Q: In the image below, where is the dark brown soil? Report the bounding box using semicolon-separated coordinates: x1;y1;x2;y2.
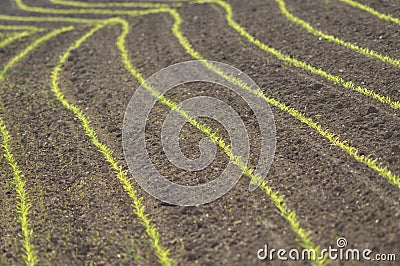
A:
1;0;399;265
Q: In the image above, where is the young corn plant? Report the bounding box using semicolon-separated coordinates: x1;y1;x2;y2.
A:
49;21;175;266
340;0;400;25
275;0;400;68
0;118;37;266
192;0;400;110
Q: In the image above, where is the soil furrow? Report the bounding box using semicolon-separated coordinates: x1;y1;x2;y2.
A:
0;27;154;265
